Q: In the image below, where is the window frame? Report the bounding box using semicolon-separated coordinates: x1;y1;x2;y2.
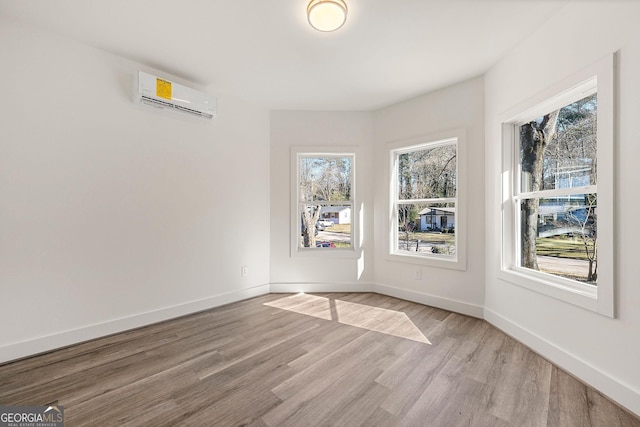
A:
499;54;615;317
290;147;359;258
387;129;467;270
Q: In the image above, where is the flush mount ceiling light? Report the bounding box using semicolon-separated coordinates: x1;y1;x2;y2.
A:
307;0;348;32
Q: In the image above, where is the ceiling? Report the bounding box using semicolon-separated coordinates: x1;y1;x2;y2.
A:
0;0;569;111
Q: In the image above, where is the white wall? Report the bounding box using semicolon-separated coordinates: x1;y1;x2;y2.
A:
373;77;486;317
269;111;374;289
0;17;271;363
484;2;640;415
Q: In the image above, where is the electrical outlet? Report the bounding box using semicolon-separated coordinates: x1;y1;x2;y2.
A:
415;269;422;280
241;266;248;277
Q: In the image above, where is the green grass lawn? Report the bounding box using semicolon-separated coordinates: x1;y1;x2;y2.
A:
536;236;592;260
334;242;351;248
332;226;591;261
397;231;455;244
328;224;351;234
411;231;455;243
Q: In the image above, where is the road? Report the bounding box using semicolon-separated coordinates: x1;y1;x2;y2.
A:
537;255;589;277
317;230;351;243
316;231;591;280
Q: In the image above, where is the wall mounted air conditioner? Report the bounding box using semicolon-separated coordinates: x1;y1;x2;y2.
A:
135;71;216;120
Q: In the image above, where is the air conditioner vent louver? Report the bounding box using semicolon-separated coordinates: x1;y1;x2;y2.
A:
135;71;216;121
140;95;214;119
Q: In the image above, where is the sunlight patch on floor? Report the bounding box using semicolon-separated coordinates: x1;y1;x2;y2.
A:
334;299;431;344
264;294;430;344
264;293;333;320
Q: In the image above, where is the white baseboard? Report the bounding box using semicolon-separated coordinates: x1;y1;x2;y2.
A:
269;282;375;293
269;282;484;319
374;282;485;319
484;308;640;418
0;284;270;365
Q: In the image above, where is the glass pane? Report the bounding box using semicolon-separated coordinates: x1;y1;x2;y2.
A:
520;93;597;193
300;204;352;249
395;202;456;256
398;144;457;200
299;156;352;202
519;194;597;285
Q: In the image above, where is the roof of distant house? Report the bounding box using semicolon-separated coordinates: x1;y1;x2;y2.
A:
320;206;351;214
419;207;456;215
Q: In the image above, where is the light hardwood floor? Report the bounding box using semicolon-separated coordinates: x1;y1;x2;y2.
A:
1;292;638;426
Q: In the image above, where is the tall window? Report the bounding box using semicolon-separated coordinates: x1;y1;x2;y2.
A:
517;93;597;284
390;132;466;270
500;55;614;316
296;153;354;250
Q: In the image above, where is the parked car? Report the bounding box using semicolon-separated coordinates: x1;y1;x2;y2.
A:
301;220;327;235
317;219;334;227
316;241;336;248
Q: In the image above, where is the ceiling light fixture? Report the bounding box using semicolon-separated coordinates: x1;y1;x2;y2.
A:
307;0;347;32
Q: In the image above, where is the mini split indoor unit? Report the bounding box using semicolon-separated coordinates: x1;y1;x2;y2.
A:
135;71;216;120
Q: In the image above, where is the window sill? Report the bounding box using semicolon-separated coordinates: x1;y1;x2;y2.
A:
293;247;361;259
497;267;614;317
386;252;466;271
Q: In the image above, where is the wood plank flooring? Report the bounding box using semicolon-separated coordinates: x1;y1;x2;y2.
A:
1;292;638;426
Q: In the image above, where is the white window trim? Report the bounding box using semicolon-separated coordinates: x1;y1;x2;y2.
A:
499;54;615;318
386;129;467;271
290;146;360;259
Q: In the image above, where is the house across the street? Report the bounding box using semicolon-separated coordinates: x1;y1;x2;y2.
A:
419;207;455;231
320;206;351;225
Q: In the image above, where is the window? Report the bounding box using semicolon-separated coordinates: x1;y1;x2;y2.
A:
293;150;355;253
500;54;614;317
389;130;466;270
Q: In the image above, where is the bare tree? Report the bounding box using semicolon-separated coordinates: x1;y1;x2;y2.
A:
399;153;413;199
568;195;597;282
520;111;560;269
299;158;321;247
405;145;457;199
398;205;417;250
301;206;321;248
